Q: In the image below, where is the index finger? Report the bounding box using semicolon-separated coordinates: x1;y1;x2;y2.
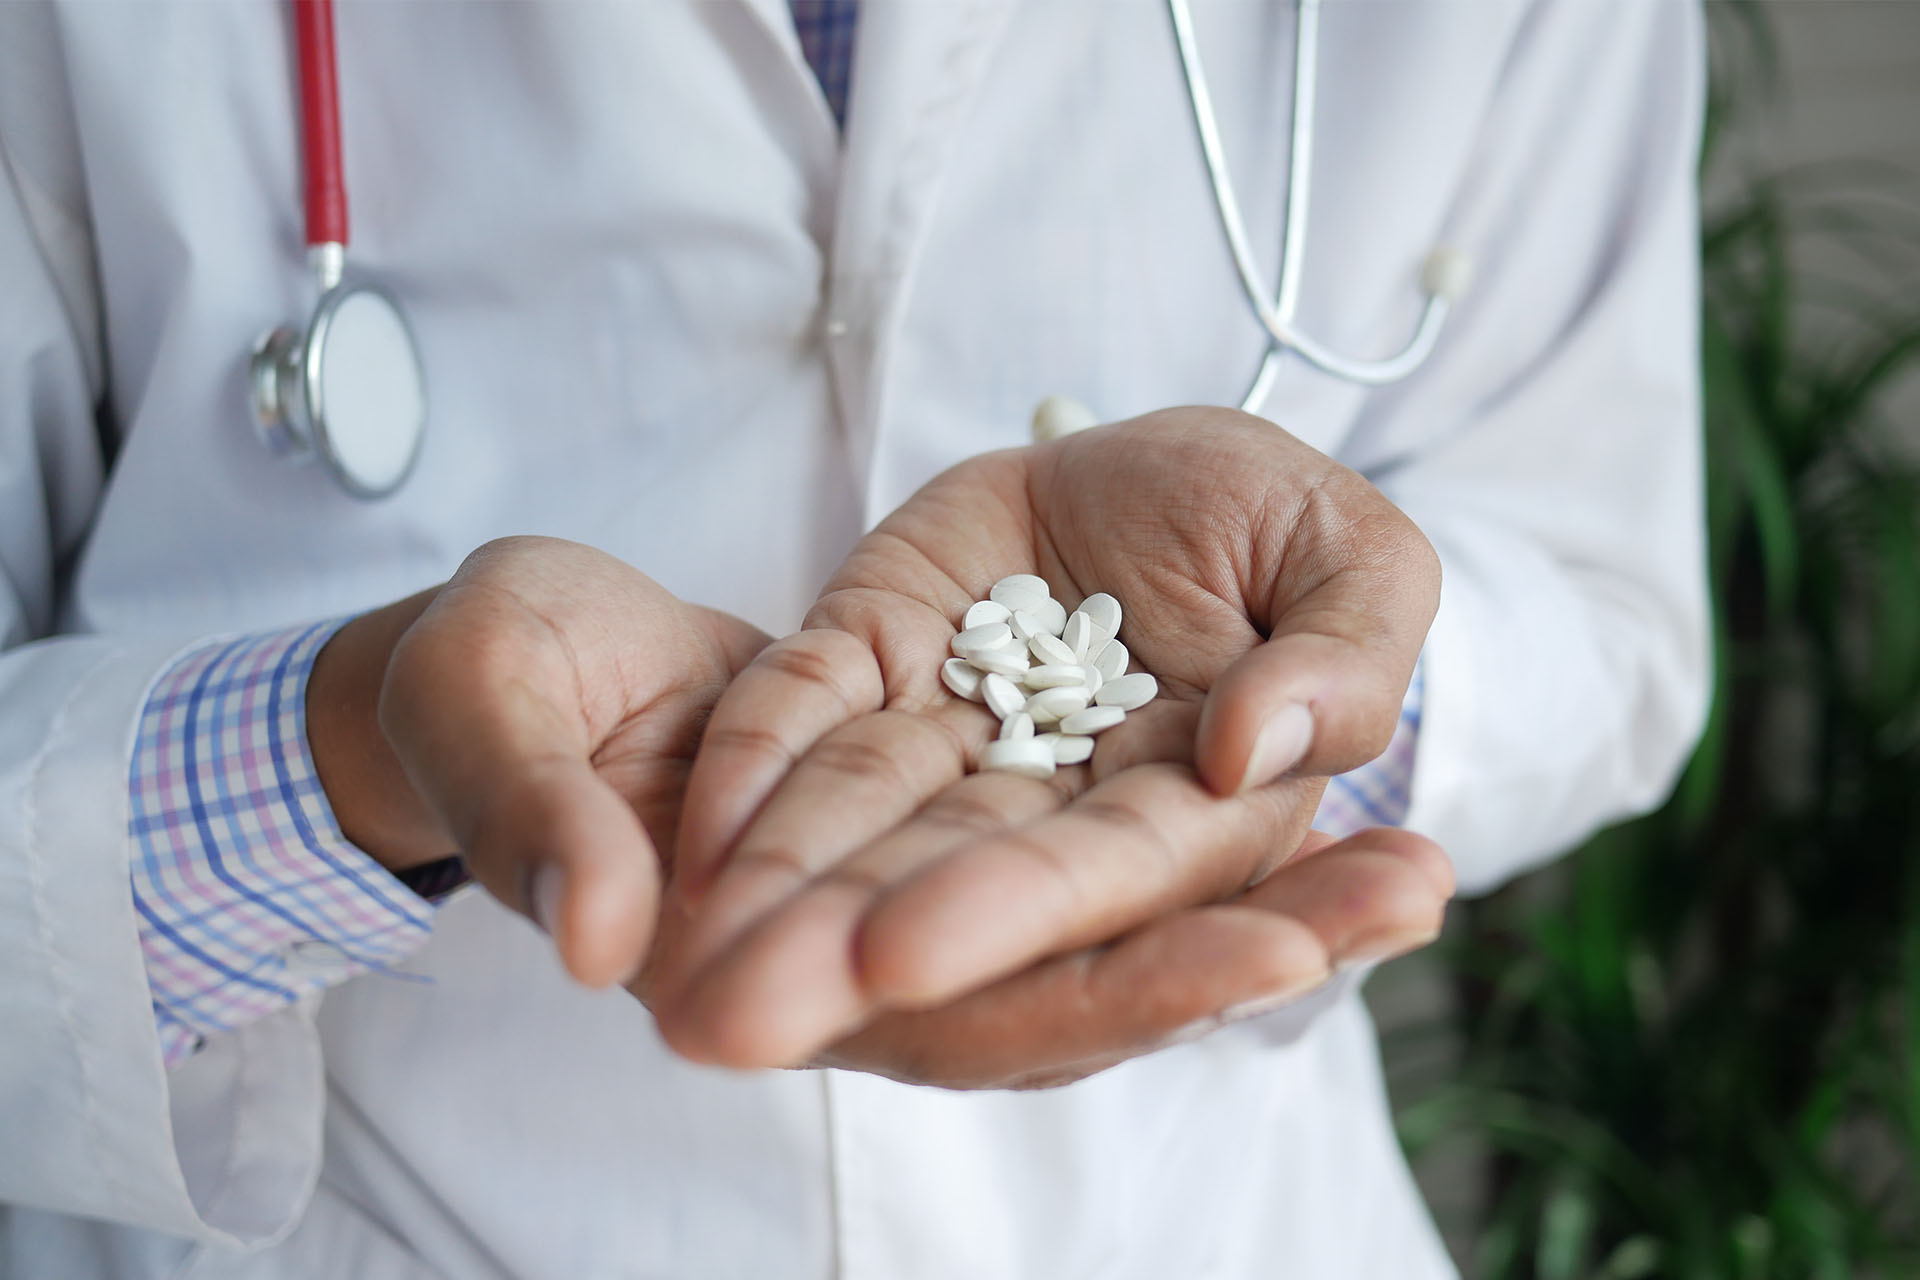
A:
673;627;884;901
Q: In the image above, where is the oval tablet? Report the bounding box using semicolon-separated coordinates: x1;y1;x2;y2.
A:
982;673;1027;720
952;622;1013;658
980;738;1056;780
1095;672;1158;711
964;599;1011;629
941;658;986;702
968;645;1031;679
1049;734;1095;765
1063;611;1095;662
1009;609;1048;643
989;575;1051;612
1059;705;1125;735
999;711;1036;741
1031;597;1069;637
1079;664;1104;696
1024;664;1088;690
1026;686;1091;722
1078;592;1122;637
1029;632;1076;667
1091;638;1129;682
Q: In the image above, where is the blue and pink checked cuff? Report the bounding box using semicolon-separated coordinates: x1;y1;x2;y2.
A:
1316;660;1423;839
129;622;435;1067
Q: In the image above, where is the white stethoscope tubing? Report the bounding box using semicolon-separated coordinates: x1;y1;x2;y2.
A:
1167;0;1465;408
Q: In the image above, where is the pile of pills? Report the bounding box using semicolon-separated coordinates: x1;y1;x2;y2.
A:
941;574;1159;779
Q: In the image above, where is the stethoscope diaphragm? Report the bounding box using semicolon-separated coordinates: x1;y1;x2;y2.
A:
250;283;426;499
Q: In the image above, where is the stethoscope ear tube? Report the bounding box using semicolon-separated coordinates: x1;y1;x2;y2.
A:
1165;0;1469;408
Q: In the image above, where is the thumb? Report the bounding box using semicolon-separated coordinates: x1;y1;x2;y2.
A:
380;604;660;988
1194;562;1436;798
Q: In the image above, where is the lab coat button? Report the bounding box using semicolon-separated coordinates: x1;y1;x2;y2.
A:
825;317;850;339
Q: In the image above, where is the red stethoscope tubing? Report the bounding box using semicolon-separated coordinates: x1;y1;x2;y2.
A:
294;0;349;250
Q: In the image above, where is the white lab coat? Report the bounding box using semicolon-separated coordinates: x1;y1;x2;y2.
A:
0;1;1707;1276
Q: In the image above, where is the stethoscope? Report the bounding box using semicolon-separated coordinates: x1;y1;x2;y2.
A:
249;0;426;499
1038;0;1472;441
247;0;1468;493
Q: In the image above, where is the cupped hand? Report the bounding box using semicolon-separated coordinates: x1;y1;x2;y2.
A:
647;408;1445;1073
308;536;768;988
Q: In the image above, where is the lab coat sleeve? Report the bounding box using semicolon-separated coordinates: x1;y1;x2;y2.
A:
1349;0;1711;894
0;60;336;1246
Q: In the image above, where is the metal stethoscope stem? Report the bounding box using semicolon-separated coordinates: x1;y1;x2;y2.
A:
1166;0;1470;411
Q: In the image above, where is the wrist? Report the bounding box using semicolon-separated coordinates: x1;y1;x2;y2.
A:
307;588;450;871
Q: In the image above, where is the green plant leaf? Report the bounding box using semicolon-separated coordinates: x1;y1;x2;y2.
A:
1535;1179;1597;1280
1733;404;1801;622
1597;1235;1663;1280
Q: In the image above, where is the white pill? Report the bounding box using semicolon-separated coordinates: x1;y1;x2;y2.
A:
980;738;1057;779
999;711;1036;741
941;658;986;702
989;575;1051;612
1029;632;1077;667
1059;705;1126;735
952;622;1013;659
1048;733;1096;765
1009;609;1048;643
964;599;1011;629
1027;685;1091;722
968;644;1031;679
1091;638;1129;682
1079;664;1104;696
1030;394;1099;442
1078;592;1122;637
1032;597;1069;636
1063;611;1095;662
982;673;1027;720
1095;672;1158;711
1025;664;1089;690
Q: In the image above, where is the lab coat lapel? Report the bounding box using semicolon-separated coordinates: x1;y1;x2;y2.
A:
732;0;804;59
726;0;844;144
828;0;1020;514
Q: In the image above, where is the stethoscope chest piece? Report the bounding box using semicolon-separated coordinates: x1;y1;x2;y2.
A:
250;283;427;499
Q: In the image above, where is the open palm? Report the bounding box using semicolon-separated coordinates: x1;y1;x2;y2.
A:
649;408;1445;1081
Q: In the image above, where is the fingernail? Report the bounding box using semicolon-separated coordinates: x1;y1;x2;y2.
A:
1241;702;1314;791
531;862;565;938
1216;993;1297;1025
1334;925;1441;972
1148;1016;1224;1052
1217;969;1333;1024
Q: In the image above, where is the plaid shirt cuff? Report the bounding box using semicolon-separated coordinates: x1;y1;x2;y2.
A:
1314;658;1424;838
129;622;437;1067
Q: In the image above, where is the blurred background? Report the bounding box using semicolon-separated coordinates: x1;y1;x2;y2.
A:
1366;2;1920;1275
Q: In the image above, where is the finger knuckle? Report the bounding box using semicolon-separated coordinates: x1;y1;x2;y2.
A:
700;722;800;769
920;789;1017;839
722;846;815;892
758;635;874;711
806;733;908;784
